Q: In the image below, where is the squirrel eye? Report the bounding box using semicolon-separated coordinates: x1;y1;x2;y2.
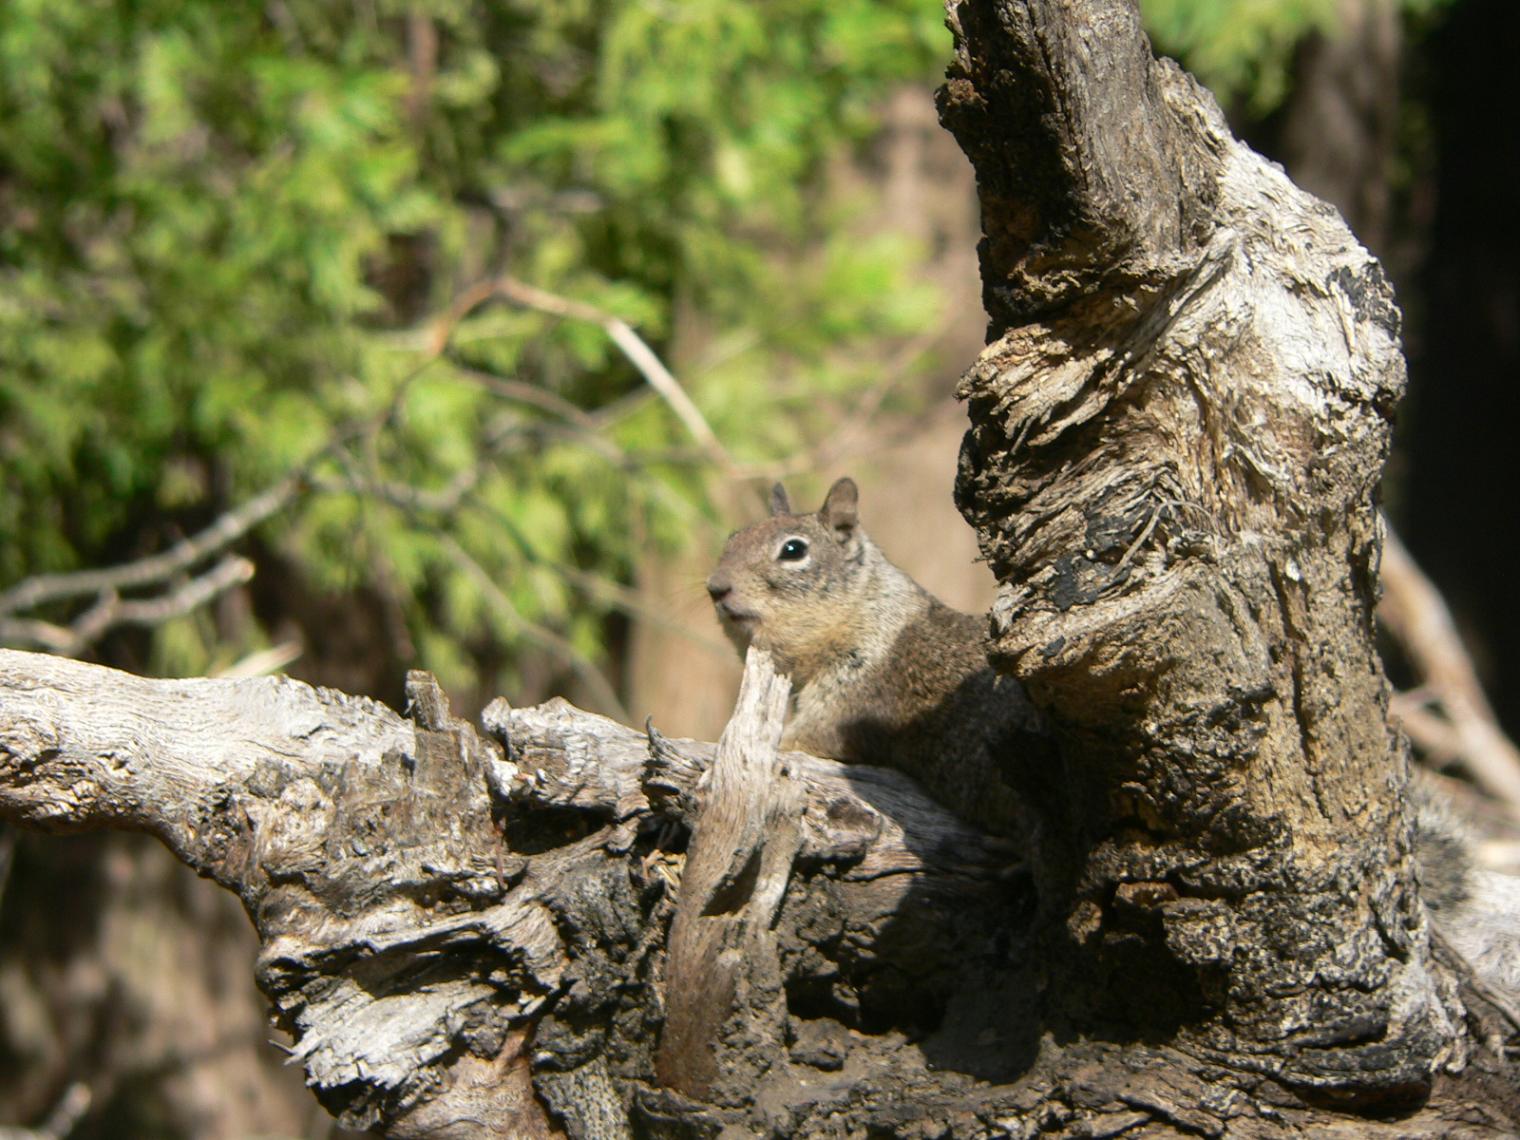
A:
778;538;809;562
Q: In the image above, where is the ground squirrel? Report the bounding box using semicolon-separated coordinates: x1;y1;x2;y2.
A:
705;476;1044;834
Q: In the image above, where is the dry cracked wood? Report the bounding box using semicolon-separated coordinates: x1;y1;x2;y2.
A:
653;648;800;1100
0;648;1027;1137
939;0;1518;1118
0;649;552;1137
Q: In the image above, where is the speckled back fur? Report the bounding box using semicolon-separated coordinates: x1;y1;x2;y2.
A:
1410;775;1520;1000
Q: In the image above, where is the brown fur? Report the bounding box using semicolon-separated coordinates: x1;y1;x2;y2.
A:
707;477;1045;834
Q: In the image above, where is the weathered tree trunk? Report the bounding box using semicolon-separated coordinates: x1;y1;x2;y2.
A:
939;0;1518;1121
3;1;1519;1137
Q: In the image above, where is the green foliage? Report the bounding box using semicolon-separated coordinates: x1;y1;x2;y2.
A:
0;0;950;693
1141;0;1455;115
1143;0;1337;113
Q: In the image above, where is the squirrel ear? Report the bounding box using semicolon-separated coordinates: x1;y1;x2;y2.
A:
820;477;859;540
768;483;792;516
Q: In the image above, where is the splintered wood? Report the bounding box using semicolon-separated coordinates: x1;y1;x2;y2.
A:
655;647;801;1100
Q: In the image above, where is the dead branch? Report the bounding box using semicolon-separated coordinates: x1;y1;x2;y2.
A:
0;647;1023;1137
1380;521;1520;813
490;277;737;473
424;275;736;474
0;557;254;657
655;648;798;1099
437;534;629;722
0;1083;91;1140
0;274;679;663
0;481;294;619
4;640;1514;1136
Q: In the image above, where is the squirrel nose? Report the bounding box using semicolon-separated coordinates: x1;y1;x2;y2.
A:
706;575;731;603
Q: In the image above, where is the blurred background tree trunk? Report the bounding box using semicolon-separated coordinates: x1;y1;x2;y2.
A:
0;831;348;1138
1400;0;1520;741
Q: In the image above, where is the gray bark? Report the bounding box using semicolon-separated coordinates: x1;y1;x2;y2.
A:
0;648;1030;1136
1;622;1514;1137
4;0;1519;1136
940;0;1518;1121
654;649;800;1101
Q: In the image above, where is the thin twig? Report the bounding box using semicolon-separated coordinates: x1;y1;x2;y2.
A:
0;617;75;654
214;641;304;680
478;276;738;473
0;479;297;617
452;366;605;431
317;448;491;517
751;326;940;480
38;1084;91;1140
553;564;731;657
0;558;255;657
1389;691;1464;767
602;318;733;467
312;412;636;517
437;534;630;723
0;1082;91;1140
1379;519;1520;814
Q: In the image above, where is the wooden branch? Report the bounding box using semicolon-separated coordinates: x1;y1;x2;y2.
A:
484;701;1017;886
0;649;547;1138
1379;522;1520;812
656;648;799;1099
7;1;1520;1130
0;481;297;618
491;277;736;473
0;648;1027;1137
0;556;255;656
4;640;1516;1135
0;1082;91;1140
428;275;737;474
937;0;1215;320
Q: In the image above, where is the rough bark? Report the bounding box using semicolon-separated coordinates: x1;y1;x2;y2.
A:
940;0;1516;1119
0;648;1035;1136
0;644;1515;1140
654;648;800;1100
0;652;551;1138
4;1;1520;1136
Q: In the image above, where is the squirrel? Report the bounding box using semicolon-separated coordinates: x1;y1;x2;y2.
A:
705;476;1045;834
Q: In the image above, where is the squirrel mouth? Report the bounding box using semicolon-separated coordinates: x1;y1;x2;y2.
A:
714;602;758;629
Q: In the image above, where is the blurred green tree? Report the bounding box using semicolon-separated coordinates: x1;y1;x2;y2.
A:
0;0;948;702
0;0;1455;705
1143;0;1450;115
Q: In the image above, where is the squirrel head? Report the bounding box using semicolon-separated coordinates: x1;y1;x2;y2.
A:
707;477;871;677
